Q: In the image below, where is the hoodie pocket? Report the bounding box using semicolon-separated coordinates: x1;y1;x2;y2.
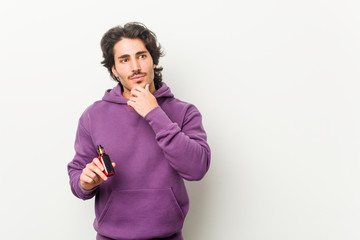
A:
97;188;185;239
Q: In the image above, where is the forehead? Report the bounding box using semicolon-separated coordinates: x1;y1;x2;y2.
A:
113;38;148;57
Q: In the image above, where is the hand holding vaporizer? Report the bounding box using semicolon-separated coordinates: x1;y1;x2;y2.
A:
79;145;115;191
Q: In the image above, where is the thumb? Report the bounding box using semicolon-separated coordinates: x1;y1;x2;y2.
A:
145;83;150;91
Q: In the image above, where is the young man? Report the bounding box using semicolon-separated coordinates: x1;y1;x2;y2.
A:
67;22;211;240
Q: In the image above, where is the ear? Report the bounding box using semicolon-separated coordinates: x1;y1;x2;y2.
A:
112;66;118;77
153;64;156;69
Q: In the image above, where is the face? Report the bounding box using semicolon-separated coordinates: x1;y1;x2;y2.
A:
111;38;156;99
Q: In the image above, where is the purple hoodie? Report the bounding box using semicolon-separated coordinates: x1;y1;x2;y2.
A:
67;83;211;240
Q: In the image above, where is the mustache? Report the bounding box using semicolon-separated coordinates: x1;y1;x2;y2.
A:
128;71;146;79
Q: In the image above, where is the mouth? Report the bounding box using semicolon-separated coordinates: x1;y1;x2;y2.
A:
130;74;145;82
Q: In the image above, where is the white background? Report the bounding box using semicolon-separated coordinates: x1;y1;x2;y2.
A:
0;0;359;239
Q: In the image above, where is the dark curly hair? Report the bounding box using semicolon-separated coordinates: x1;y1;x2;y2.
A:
100;22;164;90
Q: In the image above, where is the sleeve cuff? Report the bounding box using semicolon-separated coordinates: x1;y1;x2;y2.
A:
78;179;98;197
144;106;177;134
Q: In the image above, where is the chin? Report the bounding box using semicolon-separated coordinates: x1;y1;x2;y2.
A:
138;81;148;87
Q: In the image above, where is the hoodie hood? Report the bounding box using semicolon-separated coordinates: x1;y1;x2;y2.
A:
102;82;174;104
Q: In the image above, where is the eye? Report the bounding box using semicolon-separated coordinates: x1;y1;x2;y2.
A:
120;58;128;63
139;54;146;59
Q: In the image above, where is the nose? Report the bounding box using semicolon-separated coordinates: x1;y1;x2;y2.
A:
130;58;141;72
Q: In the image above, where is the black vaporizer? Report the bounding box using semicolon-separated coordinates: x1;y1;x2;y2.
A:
97;145;115;176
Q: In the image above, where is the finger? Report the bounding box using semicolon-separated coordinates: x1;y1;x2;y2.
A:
88;163;108;181
92;175;104;185
145;84;149;91
84;168;97;179
130;86;142;95
129;97;137;102
91;175;98;185
92;158;104;172
80;173;94;184
132;86;146;93
112;162;116;167
130;90;139;97
127;100;135;107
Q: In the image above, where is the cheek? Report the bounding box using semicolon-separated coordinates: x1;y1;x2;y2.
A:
115;67;129;79
147;62;155;74
148;66;155;80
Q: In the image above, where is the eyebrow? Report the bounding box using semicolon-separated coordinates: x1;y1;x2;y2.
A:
118;51;148;59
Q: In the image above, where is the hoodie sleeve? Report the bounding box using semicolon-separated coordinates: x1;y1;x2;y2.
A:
144;105;211;181
67;114;99;200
